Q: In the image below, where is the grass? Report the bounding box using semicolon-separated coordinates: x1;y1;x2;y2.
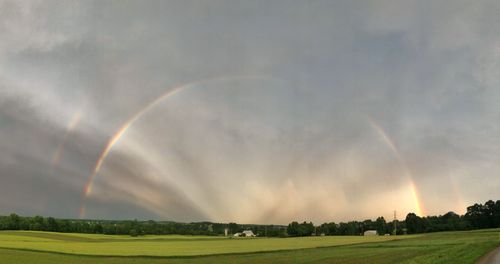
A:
0;231;226;242
0;230;403;256
0;229;498;263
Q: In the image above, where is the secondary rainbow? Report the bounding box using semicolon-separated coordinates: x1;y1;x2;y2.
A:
51;111;83;168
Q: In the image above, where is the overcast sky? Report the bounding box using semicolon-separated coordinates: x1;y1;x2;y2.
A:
1;0;499;224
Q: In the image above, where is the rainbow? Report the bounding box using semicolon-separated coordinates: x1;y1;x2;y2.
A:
51;111;83;168
367;117;425;216
79;75;271;218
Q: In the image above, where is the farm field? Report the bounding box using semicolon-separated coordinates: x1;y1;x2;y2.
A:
0;229;498;264
0;230;403;256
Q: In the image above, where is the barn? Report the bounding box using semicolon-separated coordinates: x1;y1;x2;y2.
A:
233;230;256;237
364;230;378;236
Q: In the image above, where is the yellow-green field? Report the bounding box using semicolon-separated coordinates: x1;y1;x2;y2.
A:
0;231;402;256
0;229;498;263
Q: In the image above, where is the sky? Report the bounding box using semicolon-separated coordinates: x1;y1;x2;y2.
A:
0;0;499;224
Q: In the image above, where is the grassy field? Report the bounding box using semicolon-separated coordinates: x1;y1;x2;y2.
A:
0;231;403;256
0;229;498;263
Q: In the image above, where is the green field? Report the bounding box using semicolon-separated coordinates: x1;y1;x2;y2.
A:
0;229;498;263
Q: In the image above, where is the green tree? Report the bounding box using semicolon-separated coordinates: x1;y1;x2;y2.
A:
465;203;484;229
47;217;58;232
297;222;314;236
375;217;387;235
8;213;20;230
405;213;424;234
93;223;103;234
324;222;338;235
129;229;139;237
287;221;299;236
494;201;500;228
227;222;239;234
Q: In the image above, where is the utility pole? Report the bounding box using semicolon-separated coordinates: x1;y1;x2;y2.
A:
393;210;397;236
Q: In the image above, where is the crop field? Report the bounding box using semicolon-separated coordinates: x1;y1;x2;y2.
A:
0;229;498;264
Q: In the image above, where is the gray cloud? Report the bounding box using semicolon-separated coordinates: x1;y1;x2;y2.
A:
0;0;499;223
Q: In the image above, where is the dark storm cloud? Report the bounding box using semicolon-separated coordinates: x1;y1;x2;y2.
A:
0;96;87;217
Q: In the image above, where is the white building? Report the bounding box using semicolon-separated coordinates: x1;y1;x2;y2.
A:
364;230;378;236
242;230;256;237
233;230;256;237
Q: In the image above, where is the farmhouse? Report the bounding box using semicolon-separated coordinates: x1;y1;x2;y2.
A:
243;230;256;237
233;230;256;237
363;230;378;236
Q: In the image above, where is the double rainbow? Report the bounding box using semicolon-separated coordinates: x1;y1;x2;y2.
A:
79;76;270;218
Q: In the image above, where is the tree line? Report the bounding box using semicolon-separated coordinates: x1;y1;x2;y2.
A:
1;200;498;237
0;215;286;237
286;199;500;236
404;200;500;234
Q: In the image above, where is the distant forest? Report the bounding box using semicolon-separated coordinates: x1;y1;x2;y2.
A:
0;200;498;237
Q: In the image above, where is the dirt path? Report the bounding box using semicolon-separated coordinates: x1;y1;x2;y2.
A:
476;247;500;264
